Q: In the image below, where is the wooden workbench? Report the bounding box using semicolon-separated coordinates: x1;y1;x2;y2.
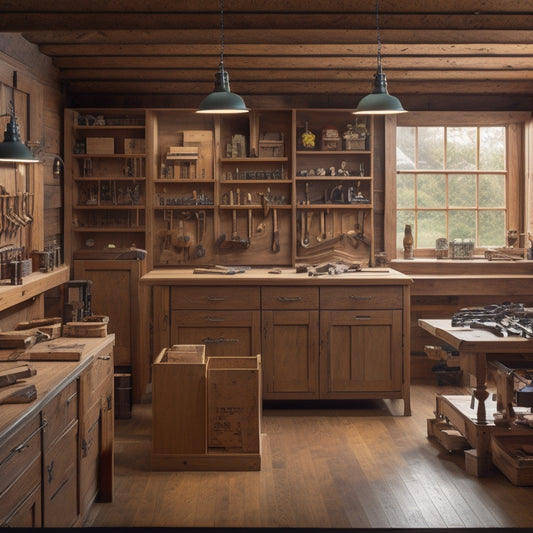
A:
419;318;533;476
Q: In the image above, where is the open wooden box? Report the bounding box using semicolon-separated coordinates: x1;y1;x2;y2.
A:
151;345;261;471
492;434;533;485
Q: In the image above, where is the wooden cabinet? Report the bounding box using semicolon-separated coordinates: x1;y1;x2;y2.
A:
41;379;79;527
0;335;115;527
0;415;43;527
65;108;375;271
169;286;261;357
141;270;411;414
64;109;147;261
262;287;319;399
320;286;407;410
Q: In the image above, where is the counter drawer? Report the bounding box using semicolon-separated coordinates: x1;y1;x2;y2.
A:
0;415;42;498
42;379;78;450
320;286;403;310
171;286;260;310
262;286;318;309
82;346;113;408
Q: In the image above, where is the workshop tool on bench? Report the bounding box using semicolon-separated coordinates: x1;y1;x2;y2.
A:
0;383;37;404
0;364;36;388
193;264;248;275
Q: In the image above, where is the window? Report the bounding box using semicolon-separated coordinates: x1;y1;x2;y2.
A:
392;113;526;257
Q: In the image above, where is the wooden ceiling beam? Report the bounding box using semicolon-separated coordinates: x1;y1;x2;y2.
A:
22;29;533;46
4;13;533;32
64;79;533;95
50;55;533;70
37;42;533;57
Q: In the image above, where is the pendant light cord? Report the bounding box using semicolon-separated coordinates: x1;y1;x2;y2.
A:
219;0;225;69
376;0;382;73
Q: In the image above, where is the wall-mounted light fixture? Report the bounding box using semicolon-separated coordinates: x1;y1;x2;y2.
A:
354;0;406;115
197;0;249;114
0;72;39;163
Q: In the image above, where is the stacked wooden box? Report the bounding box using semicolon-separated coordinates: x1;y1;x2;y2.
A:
151;345;261;471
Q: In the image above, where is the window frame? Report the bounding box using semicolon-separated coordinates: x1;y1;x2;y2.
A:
384;112;529;259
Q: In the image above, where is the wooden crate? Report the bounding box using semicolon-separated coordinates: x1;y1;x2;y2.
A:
151;347;262;471
492;434;533;485
207;356;261;453
151;347;206;456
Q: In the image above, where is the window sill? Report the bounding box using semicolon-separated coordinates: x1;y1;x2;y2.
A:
391;257;533;276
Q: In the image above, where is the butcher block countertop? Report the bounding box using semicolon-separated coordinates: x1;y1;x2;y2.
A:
140;267;413;286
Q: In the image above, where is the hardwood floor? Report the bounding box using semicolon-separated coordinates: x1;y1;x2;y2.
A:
90;381;533;529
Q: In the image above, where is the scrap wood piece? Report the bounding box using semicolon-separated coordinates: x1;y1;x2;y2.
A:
63;321;107;337
14;317;62;330
0;383;37;404
0;364;36;388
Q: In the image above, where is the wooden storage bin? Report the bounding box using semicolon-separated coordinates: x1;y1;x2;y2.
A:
492;434;533;485
207;356;261;453
151;346;261;471
152;347;207;456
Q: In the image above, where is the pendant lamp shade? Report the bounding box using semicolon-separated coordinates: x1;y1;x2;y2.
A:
0;114;39;163
197;0;248;114
354;0;406;115
197;64;248;114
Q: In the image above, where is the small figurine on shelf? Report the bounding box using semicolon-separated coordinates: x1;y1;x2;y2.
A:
338;160;350;176
403;224;414;259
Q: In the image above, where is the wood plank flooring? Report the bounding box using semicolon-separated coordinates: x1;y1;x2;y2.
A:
90;381;533;529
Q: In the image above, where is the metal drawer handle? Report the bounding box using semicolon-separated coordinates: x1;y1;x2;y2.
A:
207;296;226;301
98;354;111;360
202;337;239;344
204;316;225;322
66;391;77;405
277;296;302;302
353;315;371;320
0;420;47;468
350;295;372;301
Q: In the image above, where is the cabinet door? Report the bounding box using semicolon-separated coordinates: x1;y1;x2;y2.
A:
262;310;319;399
74;259;145;367
320;310;403;398
171;310;260;357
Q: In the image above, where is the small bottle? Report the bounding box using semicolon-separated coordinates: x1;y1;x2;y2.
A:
403;224;414;259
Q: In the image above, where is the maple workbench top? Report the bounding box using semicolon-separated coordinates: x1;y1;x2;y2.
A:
140;267;413;286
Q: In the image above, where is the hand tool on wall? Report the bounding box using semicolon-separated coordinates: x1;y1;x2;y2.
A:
300;210;309;247
317;210;326;242
247;208;253;246
194;210;206;257
272;208;280;253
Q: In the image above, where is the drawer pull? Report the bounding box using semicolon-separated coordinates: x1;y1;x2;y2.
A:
207;296;226;302
204;316;225;322
202;337;239;344
66;391;77;405
277;296;302;302
350;295;372;301
98;354;111;360
0;420;47;467
353;315;371;320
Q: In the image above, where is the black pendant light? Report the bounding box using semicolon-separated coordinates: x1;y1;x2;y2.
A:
197;0;248;114
354;0;406;115
0;72;39;163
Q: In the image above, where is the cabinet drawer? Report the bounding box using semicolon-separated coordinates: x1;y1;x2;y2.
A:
43;421;78;528
320;286;403;309
0;415;42;497
82;346;113;407
171;286;260;309
1;482;41;527
79;401;101;518
262;286;318;309
42;379;78;450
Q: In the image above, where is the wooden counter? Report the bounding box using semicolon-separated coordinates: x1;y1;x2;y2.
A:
0;334;115;527
140;267;412;414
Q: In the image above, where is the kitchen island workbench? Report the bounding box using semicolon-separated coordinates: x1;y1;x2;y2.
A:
139;267;412;414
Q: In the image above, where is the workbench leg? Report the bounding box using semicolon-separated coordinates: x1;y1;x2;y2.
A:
464;448;492;477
